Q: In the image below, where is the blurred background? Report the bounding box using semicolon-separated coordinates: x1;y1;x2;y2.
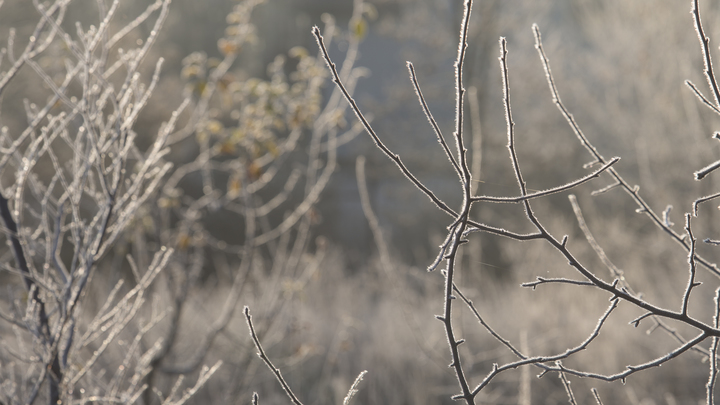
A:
4;0;720;403
3;0;720;266
134;0;720;269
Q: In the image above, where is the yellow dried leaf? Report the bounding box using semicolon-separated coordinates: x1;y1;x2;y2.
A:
194;81;207;97
218;38;239;55
177;233;191;250
207;120;223;134
232;128;245;141
248;161;262;180
219;141;236;155
351;18;367;40
228;176;242;197
264;140;278;157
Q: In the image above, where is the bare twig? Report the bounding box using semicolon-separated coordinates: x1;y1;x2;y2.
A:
533;23;720;278
244;307;304;405
407;62;461;177
682;214;699;316
686;80;720;116
312;26;457;220
694;158;720;181
558;366;578;405
709;288;720;405
692;0;720;110
343;370;368;405
471;158;619;203
469;299;618;396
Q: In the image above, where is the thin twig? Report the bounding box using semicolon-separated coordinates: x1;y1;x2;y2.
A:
312;26;457;219
471;157;619;203
694;158;720;181
469;299;619;396
521;277;595;289
540;332;708;382
533;23;720;279
686;80;720;115
558;365;578;405
343;370;367;405
692;0;720;110
682;214;699;316
694;191;720;216
452;0;474;189
709;288;720;405
244;307;304;405
407;62;461;177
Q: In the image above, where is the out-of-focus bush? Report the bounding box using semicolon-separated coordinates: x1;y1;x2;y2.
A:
0;0;367;403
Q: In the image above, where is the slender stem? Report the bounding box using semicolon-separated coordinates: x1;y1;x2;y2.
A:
533;23;720;278
471;157;619;203
682;214;698;316
313;27;457;219
407;62;462;177
244;307;304;405
708;288;720;405
692;0;720;109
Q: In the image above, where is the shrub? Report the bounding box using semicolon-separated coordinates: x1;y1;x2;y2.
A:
0;0;362;403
